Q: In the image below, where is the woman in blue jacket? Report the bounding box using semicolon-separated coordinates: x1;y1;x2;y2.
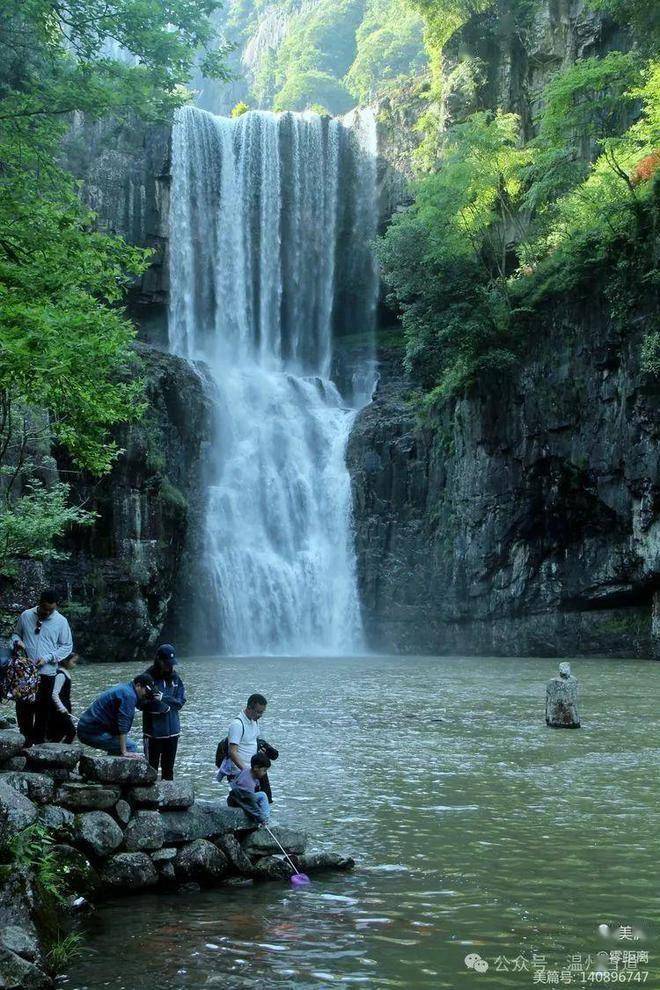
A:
142;644;186;780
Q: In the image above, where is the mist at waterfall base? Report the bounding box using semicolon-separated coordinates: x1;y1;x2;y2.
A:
168;106;378;657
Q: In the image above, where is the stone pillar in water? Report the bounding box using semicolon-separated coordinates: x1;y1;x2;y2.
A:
545;662;580;728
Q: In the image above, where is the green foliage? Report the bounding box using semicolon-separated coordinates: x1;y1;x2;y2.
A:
231;102;251;117
585;0;660;53
0;0;226;574
0;482;93;576
48;932;85;969
5;824;67;901
345;0;426;102
274;71;354;114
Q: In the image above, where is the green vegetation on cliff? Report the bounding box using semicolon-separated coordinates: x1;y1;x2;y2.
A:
378;0;660;401
0;1;227;574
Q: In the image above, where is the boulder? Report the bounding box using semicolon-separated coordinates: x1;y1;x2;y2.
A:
250;855;294;881
297;852;355;873
0;729;26;763
79;754;157;786
0;781;38;834
150;847;177;863
215;834;256;877
0;772;54;805
160;801;251;845
1;925;39;962
34;767;70;783
101;852;158;891
25;743;82;770
74;811;124;858
157;861;176;884
3;757;27;772
37;804;75;841
159;780;194;810
114;799;132;825
241;827;306;858
175;839;229;884
124;810;164;852
51;844;100;898
56;781;121;811
126;784;161;808
0;947;50;990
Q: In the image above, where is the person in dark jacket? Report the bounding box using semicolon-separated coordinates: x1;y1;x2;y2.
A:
142;644;186;780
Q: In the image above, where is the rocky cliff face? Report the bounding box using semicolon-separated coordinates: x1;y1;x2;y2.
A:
348;292;660;658
0;345;215;661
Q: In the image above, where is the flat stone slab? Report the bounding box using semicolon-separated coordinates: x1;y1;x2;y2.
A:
0;771;55;805
159;780;194;809
79;754;157;786
0;730;26;762
150;847;177;863
56;781;121;811
25;743;82;770
74;810;124;858
127;784;161;807
160;801;252;845
242;826;307;858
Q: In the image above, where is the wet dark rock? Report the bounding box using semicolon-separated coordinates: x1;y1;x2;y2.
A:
0;781;38;834
297;852;355;873
101;852;158;891
3;756;27;772
37;805;75;841
74;811;123;858
250;855;293;881
114;799;132;825
174;839;229;884
546;662;581;728
50;844;100;898
79;754;157;786
55;782;121;811
124;810;164;852
241;827;306;858
0;730;26;763
25;744;82;771
150;847;177;863
215;834;255;877
1;773;55;805
0;947;51;989
0;925;39;962
160;801;251;845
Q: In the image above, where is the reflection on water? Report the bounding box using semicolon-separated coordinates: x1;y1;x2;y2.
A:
63;655;660;988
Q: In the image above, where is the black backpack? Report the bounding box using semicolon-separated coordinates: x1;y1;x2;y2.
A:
215;720;245;768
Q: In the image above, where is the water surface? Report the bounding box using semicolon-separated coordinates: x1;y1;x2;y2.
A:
63;654;660;988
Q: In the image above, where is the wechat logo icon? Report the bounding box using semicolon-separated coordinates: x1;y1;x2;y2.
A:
465;953;489;974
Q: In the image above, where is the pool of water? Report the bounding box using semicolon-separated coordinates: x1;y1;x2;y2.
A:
62;654;660;989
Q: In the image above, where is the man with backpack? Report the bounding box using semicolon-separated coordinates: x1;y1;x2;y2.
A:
11;590;73;744
215;693;278;802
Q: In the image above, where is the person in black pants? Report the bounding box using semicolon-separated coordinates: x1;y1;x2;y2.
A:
142;644;186;780
48;653;78;743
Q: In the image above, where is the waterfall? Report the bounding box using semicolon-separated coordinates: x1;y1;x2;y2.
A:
168;106;378;656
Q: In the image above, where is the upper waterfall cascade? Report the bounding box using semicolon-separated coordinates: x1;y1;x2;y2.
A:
168;106;378;655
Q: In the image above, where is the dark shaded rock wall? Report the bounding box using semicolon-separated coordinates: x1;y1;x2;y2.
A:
348;296;660;658
0;346;216;661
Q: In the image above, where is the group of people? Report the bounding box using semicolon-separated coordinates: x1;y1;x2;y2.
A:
0;590;275;822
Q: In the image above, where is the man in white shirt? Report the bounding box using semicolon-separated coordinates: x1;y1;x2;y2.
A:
219;693;267;781
12;589;73;744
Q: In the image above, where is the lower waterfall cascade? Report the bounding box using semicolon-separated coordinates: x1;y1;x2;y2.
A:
167;105;378;655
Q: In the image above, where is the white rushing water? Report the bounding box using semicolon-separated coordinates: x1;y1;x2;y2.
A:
168;106;378;655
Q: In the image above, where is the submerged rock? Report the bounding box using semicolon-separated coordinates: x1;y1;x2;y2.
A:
546;662;581;728
101;852;158;891
1;772;54;805
124;810;164;852
74;811;124;858
79;754;157;786
297;852;355;873
175;839;229;884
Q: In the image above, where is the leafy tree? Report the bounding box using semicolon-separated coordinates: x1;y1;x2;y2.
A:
345;0;426;102
0;0;227;575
